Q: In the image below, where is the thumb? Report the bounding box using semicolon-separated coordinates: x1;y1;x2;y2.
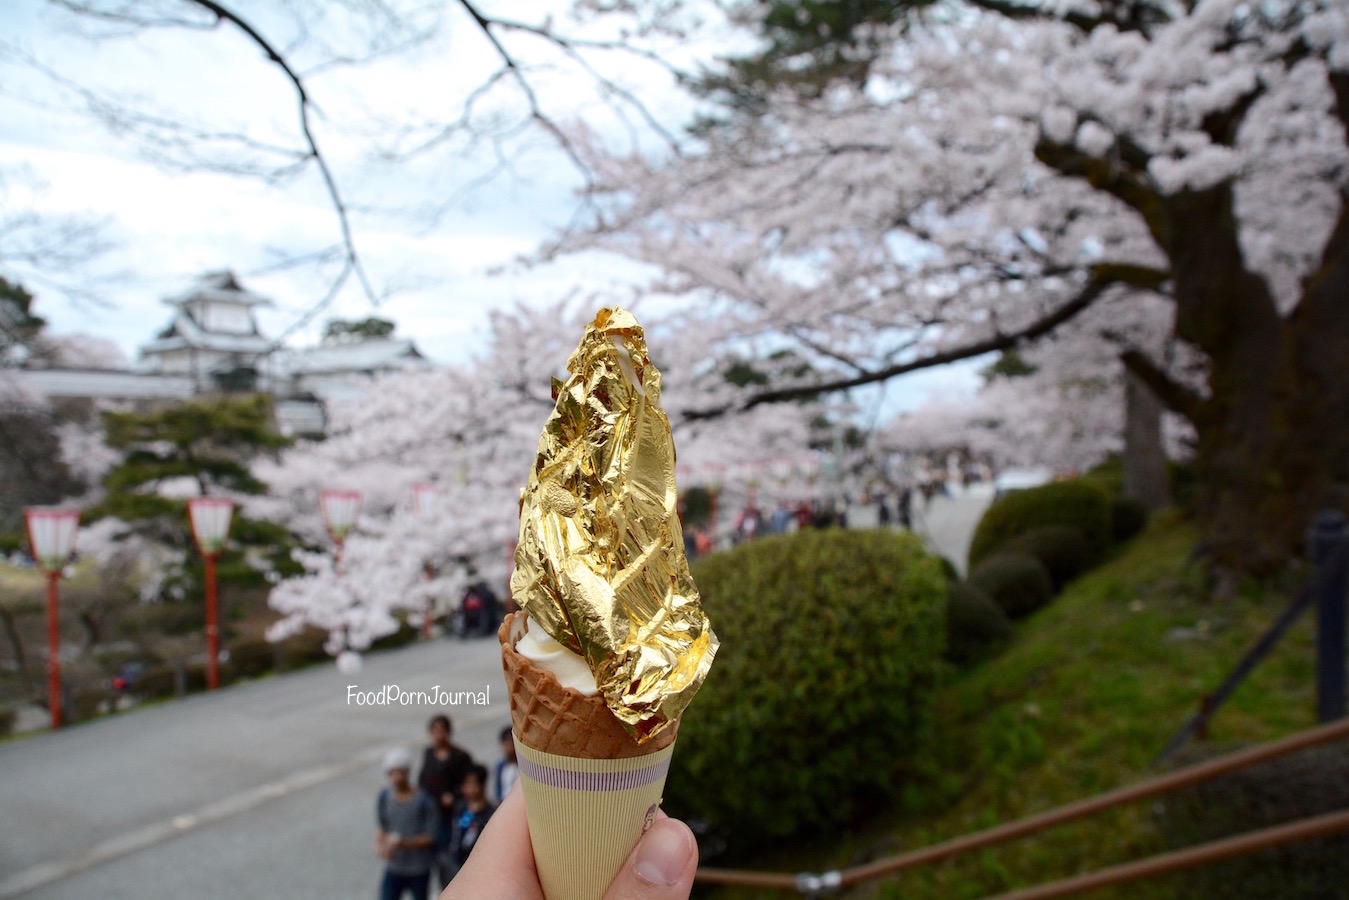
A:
602;817;698;900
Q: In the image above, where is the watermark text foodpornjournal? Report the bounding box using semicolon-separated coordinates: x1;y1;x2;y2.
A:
346;684;491;707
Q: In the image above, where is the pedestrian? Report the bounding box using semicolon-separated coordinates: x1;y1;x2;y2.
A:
733;504;762;544
694;525;713;557
417;714;475;888
448;764;496;874
493;726;519;804
375;747;439;900
795;500;814;529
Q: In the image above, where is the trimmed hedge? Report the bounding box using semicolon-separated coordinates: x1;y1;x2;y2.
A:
274;631;330;671
1110;497;1149;543
969;480;1112;571
999;525;1092;592
937;556;960;582
1079;455;1123;497
1158;743;1349;898
945;581;1012;665
968;553;1054;619
225;639;277;679
669;529;945;856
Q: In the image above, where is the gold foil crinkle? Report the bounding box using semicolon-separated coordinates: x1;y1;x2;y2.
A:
510;307;717;742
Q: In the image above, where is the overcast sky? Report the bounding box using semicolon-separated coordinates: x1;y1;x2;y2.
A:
0;0;979;413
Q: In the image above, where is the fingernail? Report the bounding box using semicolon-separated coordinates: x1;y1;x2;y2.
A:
633;819;692;886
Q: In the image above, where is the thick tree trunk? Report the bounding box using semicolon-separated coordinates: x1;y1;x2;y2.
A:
1035;70;1349;576
1122;368;1170;511
1170;186;1349;574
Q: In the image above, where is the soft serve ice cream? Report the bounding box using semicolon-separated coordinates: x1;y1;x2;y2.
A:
498;306;718;899
512;614;598;696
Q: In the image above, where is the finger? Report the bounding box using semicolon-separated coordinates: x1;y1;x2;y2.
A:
440;785;542;900
601;817;698;900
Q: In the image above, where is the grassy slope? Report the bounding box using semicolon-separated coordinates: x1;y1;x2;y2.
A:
0;559;102;597
703;512;1318;899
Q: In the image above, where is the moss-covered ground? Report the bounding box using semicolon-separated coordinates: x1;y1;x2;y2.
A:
700;512;1320;898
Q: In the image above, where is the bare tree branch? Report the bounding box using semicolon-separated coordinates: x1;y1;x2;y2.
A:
1120;347;1206;423
184;0;378;311
453;0;596;195
678;264;1168;421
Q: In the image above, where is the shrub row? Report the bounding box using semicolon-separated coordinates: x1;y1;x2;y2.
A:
672;528;946;857
969;554;1054;619
968;480;1112;571
948;475;1155;658
944;581;1012;664
1157;743;1349;898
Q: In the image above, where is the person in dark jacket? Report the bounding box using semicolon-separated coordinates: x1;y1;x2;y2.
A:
447;764;496;875
416;714;475;889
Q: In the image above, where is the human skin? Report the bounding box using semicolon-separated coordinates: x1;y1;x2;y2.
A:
440;786;697;900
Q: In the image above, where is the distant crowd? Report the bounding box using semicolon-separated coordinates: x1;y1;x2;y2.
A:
681;461;995;558
374;714;518;900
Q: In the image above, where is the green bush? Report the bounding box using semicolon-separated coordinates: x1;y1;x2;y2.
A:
0;707;15;736
1078;456;1123;497
999;525;1092;591
133;665;178;699
131;601;203;637
669;529;945;856
1157;743;1349;898
937;556;960;582
944;581;1012;665
969;480;1112;570
69;687;109;722
968;554;1054;619
274;631;330;671
225;639;276;680
131;662;207;699
1110;497;1149;543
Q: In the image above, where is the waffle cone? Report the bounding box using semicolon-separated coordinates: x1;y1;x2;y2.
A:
499;612;677;759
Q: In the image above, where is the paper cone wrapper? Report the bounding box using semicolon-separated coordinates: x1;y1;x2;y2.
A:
515;738;675;900
500;612;678;899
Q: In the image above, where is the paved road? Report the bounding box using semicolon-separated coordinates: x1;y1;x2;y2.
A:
0;496;993;900
914;483;996;576
0;635;507;899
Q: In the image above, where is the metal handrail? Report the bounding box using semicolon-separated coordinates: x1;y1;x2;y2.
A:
987;807;1349;900
694;718;1349;893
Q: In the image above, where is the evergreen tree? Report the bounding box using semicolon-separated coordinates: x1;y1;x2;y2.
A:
92;394;302;596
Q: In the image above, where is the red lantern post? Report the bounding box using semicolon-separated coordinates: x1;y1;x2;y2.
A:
187;497;234;691
320;490;362;572
24;507;80;729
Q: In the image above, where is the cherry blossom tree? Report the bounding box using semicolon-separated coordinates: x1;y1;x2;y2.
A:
882;289;1200;483
259;302;836;656
547;0;1349;572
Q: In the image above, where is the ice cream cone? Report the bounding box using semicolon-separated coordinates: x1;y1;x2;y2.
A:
499;611;678;900
500;612;678;758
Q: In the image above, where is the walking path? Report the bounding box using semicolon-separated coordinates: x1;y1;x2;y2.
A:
0;635;505;899
0;495;993;899
914;482;996;576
